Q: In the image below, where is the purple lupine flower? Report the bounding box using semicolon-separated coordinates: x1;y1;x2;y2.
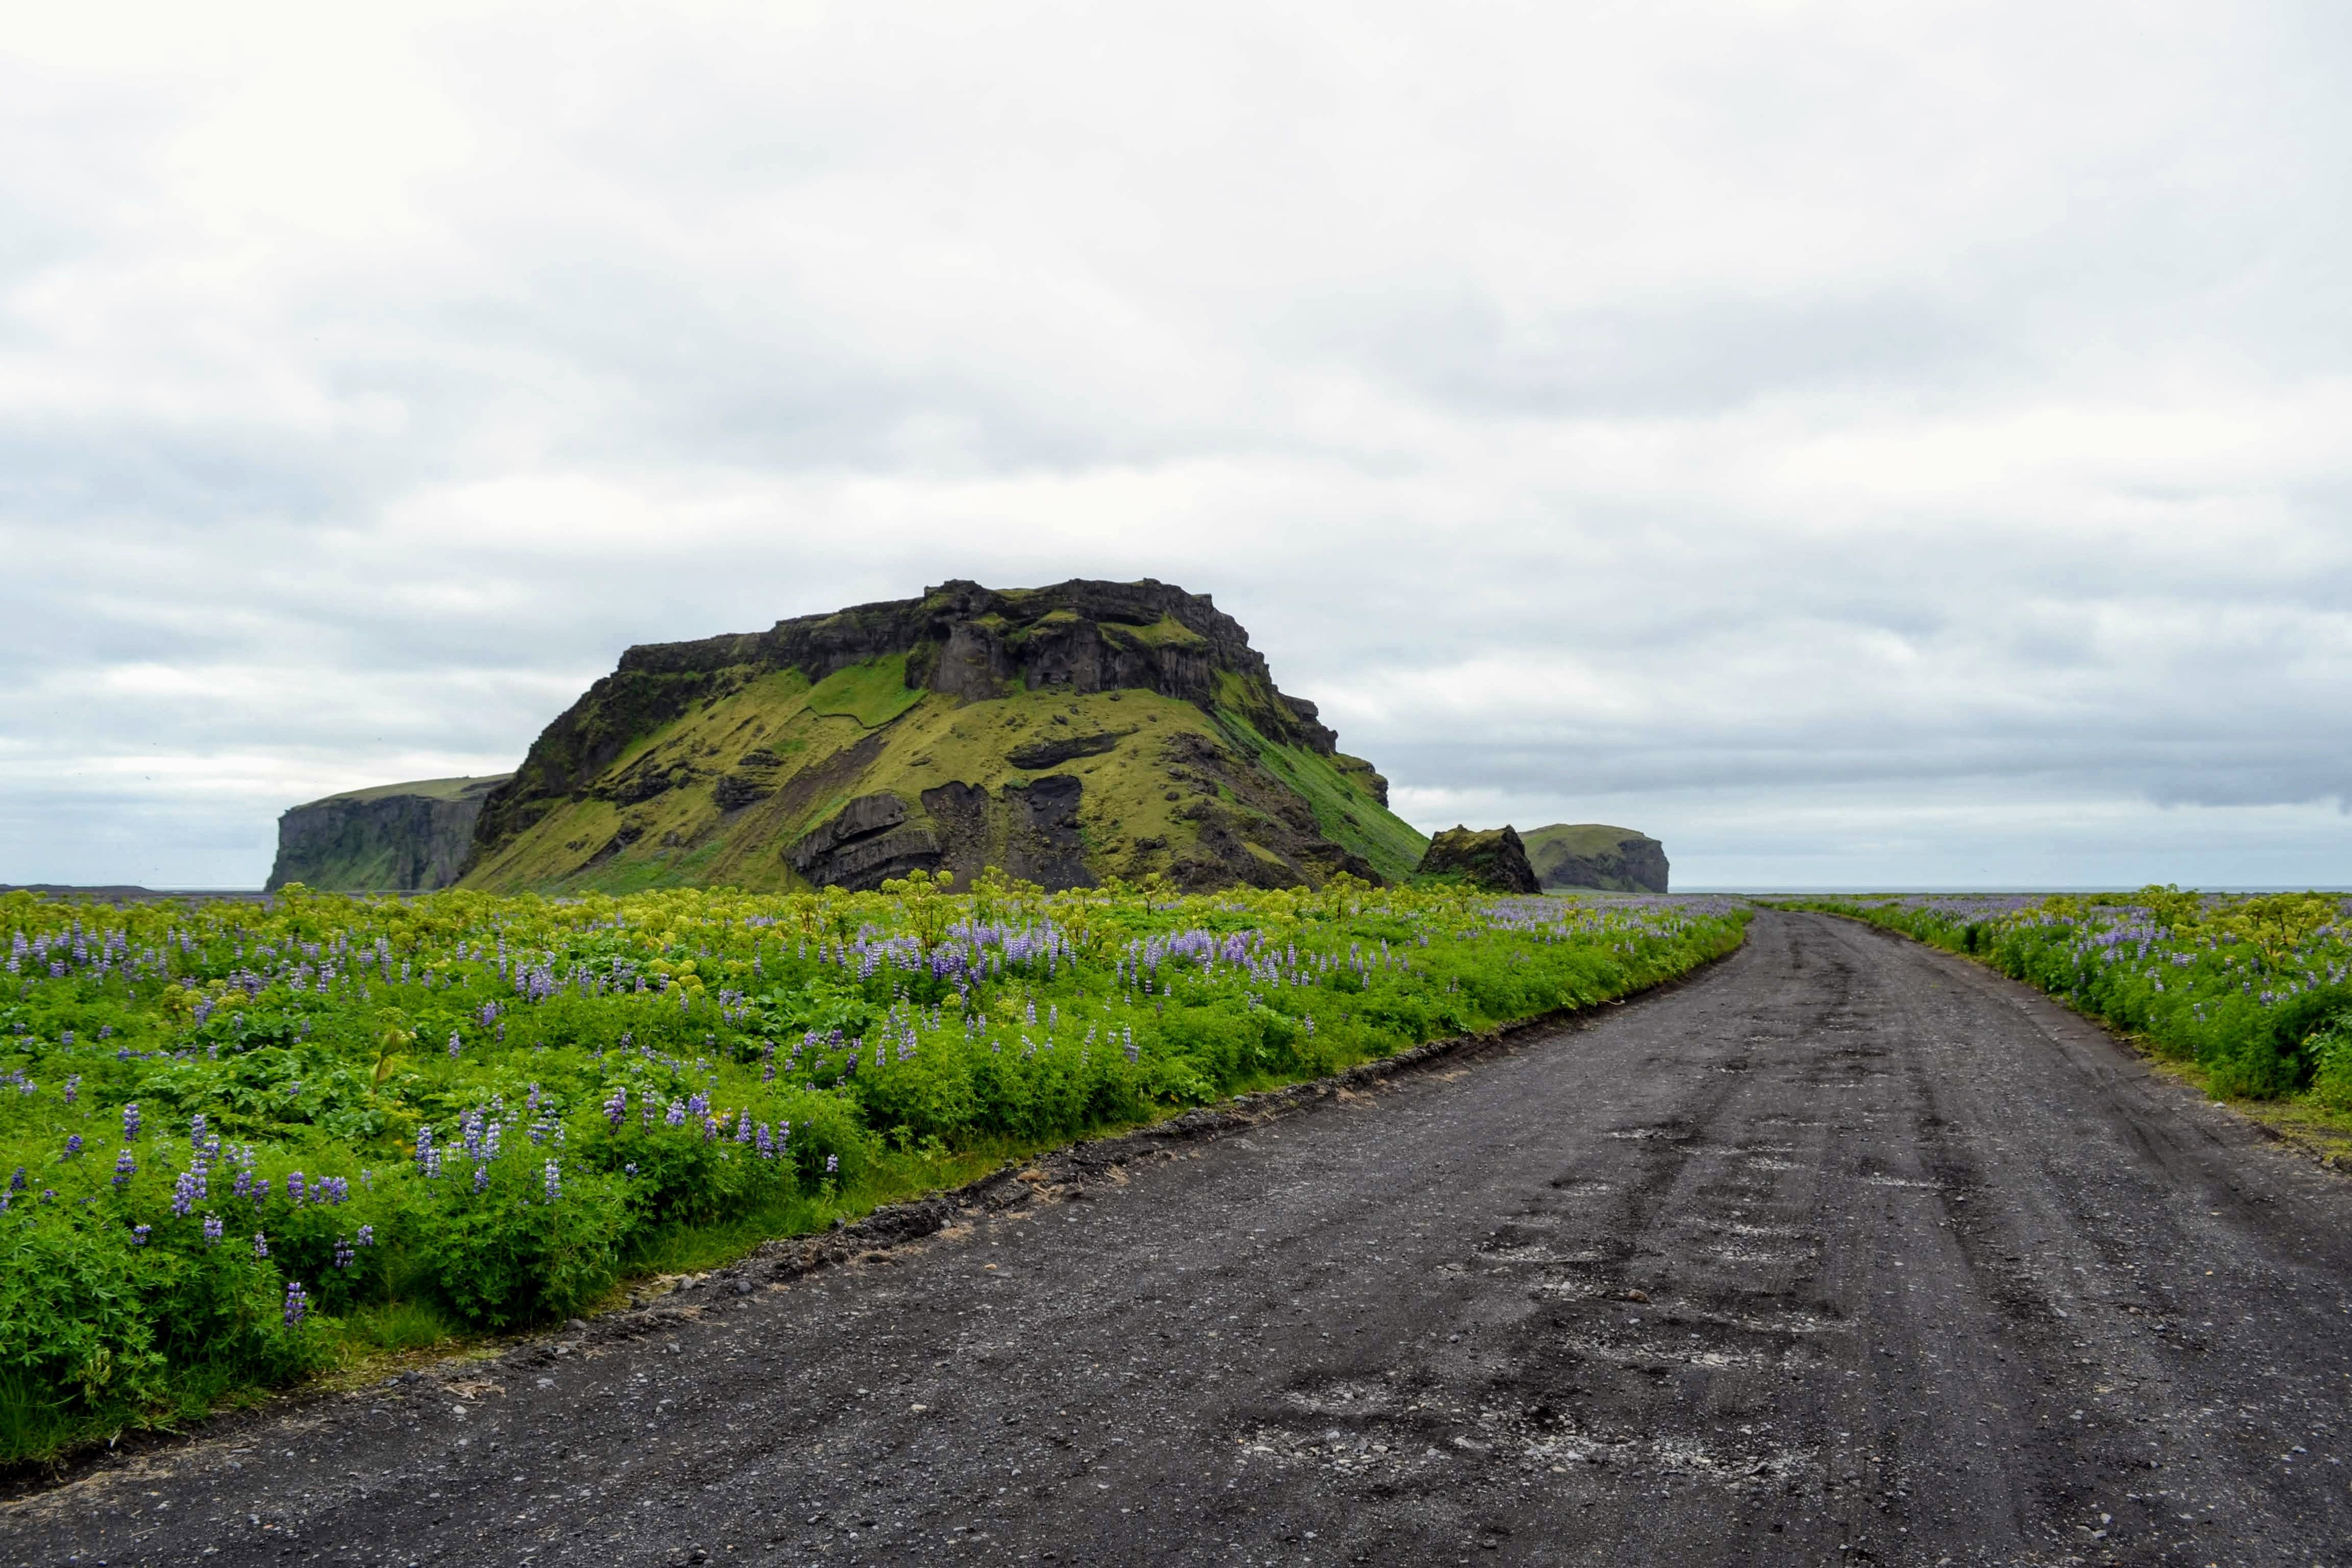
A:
355;1223;374;1247
604;1086;626;1130
448;1031;462;1060
7;1167;21;1193
283;1280;308;1326
688;1090;709;1120
473;1163;490;1195
825;1154;839;1175
122;1102;141;1142
734;1111;752;1145
250;1177;270;1209
130;1224;152;1246
252;1231;269;1259
756;1123;774;1160
172;1170;197;1215
334;1236;355;1269
113;1149;136;1188
543;1160;561;1202
63;1074;80;1105
665;1099;685;1127
63;1134;83;1158
286;1171;306;1205
415;1124;435;1170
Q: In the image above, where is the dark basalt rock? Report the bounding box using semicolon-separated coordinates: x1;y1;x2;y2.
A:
1415;824;1540;895
787;792;935;889
1006;728;1131;770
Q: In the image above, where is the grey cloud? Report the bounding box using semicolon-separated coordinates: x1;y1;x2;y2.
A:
2;2;2350;887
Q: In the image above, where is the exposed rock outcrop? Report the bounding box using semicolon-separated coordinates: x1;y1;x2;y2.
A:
1521;824;1670;894
1414;824;1540;895
457;580;1425;895
267;775;512;893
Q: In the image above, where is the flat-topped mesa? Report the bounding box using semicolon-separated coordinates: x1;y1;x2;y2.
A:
268;775;513;893
1521;824;1670;894
461;579;1420;895
622;579;1338;745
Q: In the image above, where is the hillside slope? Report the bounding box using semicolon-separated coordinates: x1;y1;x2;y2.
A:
1521;823;1670;893
267;775;512;892
459;579;1427;893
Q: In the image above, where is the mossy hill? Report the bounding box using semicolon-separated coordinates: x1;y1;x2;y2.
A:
267;775;512;893
1521;824;1670;894
458;579;1428;894
1413;824;1539;894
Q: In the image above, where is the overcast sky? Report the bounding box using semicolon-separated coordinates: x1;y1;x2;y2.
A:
3;1;2347;890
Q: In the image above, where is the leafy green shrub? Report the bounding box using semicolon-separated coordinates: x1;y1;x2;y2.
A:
414;1156;629;1328
2307;1013;2352;1112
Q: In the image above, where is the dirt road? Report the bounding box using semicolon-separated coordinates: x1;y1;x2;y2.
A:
12;911;2352;1566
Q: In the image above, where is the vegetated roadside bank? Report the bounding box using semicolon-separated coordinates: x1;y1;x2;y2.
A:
1770;889;2352;1161
0;878;1748;1466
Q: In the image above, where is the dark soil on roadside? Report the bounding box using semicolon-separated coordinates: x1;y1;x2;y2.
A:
9;911;2351;1566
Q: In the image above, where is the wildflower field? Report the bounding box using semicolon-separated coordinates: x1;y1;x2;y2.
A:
0;874;1745;1462
1773;889;2352;1107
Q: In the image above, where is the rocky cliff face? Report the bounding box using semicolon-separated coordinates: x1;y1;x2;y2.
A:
1413;825;1540;895
267;776;512;893
1520;824;1670;894
460;580;1428;895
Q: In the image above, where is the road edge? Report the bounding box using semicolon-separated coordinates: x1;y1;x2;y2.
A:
3;927;1749;1498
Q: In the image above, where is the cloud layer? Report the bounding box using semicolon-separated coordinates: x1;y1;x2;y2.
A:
3;1;2347;888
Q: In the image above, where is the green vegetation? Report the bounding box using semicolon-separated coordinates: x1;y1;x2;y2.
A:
461;675;1425;897
0;880;1743;1462
1415;825;1540;894
804;654;926;728
1214;713;1426;884
1775;890;2352;1133
1522;824;1638;862
1519;824;1669;894
307;776;507;806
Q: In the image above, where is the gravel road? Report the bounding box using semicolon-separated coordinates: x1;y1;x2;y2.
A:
11;910;2352;1567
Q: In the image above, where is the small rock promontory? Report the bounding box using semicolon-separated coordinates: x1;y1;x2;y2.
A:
1413;824;1540;894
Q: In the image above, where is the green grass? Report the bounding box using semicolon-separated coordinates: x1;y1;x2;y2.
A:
1111;612;1209;648
1521;823;1647;860
805;654;925;728
304;774;512;807
338;1300;457;1355
1212;709;1428;883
